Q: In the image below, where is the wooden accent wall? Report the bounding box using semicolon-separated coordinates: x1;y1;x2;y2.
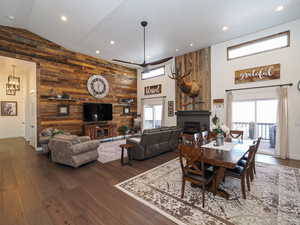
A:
0;26;137;136
175;48;211;111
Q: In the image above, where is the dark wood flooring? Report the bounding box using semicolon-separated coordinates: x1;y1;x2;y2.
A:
1;138;299;225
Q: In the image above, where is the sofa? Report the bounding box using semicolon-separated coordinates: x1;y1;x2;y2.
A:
126;126;182;160
48;134;99;168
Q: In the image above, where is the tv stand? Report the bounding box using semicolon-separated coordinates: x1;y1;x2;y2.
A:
83;122;115;140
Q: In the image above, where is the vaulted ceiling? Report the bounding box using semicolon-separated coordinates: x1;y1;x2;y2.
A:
1;0;300;66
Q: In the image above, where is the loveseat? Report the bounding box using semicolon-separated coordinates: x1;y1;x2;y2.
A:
126;126;182;160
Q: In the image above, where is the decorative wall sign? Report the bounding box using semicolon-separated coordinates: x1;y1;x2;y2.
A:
235;64;280;84
144;84;162;95
1;101;17;116
87;75;109;99
57;104;69;116
168;101;174;117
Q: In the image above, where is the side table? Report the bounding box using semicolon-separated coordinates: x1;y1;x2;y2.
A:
119;144;134;166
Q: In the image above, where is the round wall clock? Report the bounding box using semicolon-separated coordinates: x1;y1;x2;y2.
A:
87;75;109;99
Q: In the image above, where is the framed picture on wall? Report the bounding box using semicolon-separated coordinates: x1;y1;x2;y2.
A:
168;101;174;117
57;104;69;116
1;101;18;116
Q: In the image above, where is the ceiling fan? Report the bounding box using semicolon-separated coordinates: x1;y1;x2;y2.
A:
113;21;173;68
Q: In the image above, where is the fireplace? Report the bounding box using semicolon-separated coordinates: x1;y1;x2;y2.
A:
176;111;210;134
184;122;201;134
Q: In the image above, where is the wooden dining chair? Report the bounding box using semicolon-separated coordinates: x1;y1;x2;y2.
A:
229;130;244;140
178;144;216;207
225;145;256;199
181;133;200;145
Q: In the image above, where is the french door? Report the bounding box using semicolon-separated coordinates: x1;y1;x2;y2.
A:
232;99;278;155
143;104;163;129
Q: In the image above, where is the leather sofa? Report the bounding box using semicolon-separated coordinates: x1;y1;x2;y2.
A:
48;134;99;168
126;126;182;160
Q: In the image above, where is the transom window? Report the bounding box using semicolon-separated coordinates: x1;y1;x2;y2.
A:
141;66;165;79
227;31;290;60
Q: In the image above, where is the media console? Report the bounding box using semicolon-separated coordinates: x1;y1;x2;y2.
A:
83;122;116;140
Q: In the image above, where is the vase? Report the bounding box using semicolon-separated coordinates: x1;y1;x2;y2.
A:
215;133;224;146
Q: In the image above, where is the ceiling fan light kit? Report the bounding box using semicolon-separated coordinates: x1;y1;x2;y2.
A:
113;21;172;68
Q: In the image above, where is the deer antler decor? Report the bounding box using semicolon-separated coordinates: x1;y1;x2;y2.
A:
168;59;200;98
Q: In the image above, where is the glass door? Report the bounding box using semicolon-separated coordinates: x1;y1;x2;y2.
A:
143;104;163;129
232;99;278;155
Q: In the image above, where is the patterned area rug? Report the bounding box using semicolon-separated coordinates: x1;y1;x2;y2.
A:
97;140;126;163
116;158;300;225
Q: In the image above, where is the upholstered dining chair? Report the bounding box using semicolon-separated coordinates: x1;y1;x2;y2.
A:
239;137;262;180
225;144;256;199
178;144;216;207
229;130;244;140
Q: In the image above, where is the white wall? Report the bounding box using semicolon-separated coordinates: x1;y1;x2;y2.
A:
137;61;177;127
0;56;36;139
211;19;300;160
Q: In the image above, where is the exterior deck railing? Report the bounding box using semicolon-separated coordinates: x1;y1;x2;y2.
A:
232;122;276;140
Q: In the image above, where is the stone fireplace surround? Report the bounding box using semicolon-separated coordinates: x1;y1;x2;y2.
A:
176;111;211;134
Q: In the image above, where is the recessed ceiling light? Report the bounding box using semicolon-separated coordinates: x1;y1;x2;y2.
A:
222;26;228;31
190;43;193;47
175;49;179;52
61;16;67;21
7;15;15;20
275;5;284;12
110;40;115;45
96;50;100;54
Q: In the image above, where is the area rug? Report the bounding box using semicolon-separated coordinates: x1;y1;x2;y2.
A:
116;158;300;225
97;139;126;163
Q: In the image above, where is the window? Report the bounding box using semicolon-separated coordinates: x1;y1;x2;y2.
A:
227;31;290;60
141;66;165;79
143;104;163;129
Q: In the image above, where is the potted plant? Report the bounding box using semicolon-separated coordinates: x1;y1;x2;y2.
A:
118;125;129;139
212;115;229;146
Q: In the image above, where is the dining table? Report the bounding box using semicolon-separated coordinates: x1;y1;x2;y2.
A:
198;139;254;199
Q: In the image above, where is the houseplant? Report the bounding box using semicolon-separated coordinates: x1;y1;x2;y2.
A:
118;125;129;139
212;115;229;146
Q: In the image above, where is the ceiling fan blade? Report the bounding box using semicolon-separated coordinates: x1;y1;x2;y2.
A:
112;59;143;66
145;57;173;66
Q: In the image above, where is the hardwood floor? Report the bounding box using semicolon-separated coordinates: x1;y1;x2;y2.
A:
0;138;299;225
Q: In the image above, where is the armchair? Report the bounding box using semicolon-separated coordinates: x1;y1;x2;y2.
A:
48;134;99;168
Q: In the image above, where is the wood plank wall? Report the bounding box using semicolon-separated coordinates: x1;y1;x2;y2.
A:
175;48;211;111
0;26;137;136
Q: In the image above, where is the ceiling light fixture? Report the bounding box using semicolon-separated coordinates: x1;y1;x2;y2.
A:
61;16;67;21
110;40;115;45
275;5;284;12
7;15;15;20
222;26;228;31
96;50;100;54
175;49;179;52
190;43;193;47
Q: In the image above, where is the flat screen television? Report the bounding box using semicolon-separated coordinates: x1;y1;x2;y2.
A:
83;103;113;122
